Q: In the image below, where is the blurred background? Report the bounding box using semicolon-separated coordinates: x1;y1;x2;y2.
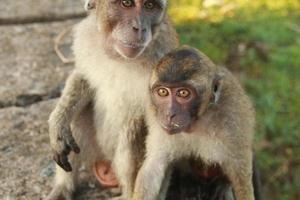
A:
168;0;300;199
0;0;299;200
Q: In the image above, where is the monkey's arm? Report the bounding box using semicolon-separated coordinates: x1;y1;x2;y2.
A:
133;150;170;200
49;71;93;172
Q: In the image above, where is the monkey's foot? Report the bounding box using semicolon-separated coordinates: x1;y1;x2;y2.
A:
45;185;73;200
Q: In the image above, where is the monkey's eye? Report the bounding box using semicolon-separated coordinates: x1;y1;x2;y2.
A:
144;1;155;10
157;88;169;97
121;0;134;8
177;89;190;98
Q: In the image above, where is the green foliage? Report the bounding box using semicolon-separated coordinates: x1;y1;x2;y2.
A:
169;0;300;199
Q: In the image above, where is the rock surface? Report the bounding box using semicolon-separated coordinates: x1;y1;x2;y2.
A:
0;0;86;24
0;1;113;198
0;20;77;107
0;100;116;200
0;100;55;199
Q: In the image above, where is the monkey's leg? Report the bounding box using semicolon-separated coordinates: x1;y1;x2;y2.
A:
133;153;170;200
223;156;255;200
113;141;135;199
112;134;136;199
46;154;80;200
112;117;146;199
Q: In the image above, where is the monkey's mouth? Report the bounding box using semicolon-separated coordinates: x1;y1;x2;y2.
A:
159;122;184;135
115;40;145;58
119;40;144;49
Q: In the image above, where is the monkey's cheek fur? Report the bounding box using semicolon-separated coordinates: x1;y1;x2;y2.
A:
114;40;145;59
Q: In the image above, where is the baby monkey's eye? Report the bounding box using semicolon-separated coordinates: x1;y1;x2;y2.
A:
157;88;169;97
178;89;190;98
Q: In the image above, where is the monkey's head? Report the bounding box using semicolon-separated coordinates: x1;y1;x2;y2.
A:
95;0;167;59
150;46;223;134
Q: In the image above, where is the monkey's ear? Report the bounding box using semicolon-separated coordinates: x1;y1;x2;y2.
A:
210;73;224;104
84;0;96;11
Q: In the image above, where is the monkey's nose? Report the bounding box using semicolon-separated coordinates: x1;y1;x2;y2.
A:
132;26;146;33
167;113;176;122
133;26;138;31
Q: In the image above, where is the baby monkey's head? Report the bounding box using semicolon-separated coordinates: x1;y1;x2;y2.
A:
150;46;223;134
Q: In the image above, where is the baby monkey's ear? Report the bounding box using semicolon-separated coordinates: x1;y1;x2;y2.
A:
84;0;96;11
210;73;224;104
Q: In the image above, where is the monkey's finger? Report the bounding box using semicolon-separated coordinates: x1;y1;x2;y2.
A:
61;126;80;154
59;153;72;172
66;137;80;154
53;153;69;171
63;144;71;155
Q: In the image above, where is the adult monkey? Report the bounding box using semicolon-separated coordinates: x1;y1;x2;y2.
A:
46;0;178;199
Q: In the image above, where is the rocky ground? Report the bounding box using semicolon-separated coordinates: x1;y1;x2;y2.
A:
0;1;111;199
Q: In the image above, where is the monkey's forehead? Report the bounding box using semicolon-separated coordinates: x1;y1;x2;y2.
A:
156;47;207;70
167;47;201;60
156;60;200;83
155;47;213;83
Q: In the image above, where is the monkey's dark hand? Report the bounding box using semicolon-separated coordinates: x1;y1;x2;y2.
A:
51;126;80;172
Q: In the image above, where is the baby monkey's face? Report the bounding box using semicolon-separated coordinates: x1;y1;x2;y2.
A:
151;82;200;134
150;46;222;135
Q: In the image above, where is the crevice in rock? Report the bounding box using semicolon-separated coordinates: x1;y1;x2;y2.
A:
0;83;64;109
0;13;86;26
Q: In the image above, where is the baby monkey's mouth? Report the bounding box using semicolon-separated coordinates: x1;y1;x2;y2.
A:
159;121;189;135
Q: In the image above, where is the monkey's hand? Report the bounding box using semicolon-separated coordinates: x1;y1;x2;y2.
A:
50;122;80;172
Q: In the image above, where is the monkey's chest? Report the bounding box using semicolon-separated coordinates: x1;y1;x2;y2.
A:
168;134;228;164
92;69;149;157
95;71;148;122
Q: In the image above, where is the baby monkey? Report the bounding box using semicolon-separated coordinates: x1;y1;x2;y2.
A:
133;46;255;200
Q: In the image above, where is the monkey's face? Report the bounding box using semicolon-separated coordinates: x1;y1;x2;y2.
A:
150;46;223;134
151;83;200;134
97;0;166;59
